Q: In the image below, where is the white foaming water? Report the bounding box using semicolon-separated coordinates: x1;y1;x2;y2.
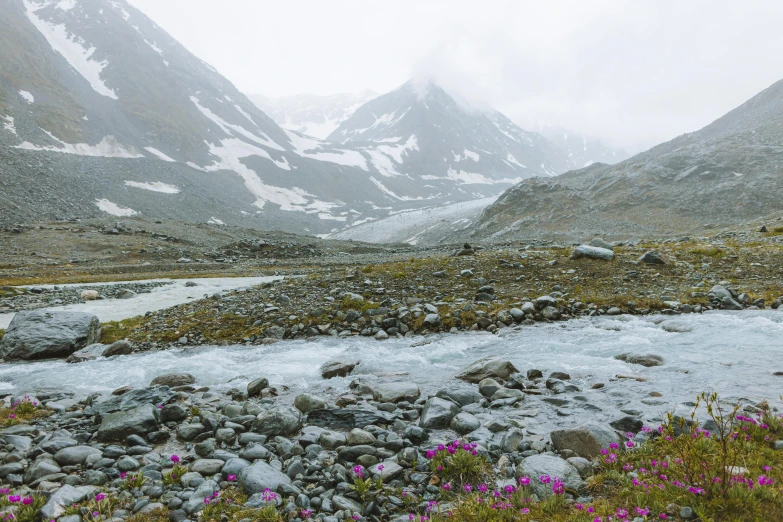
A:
0;276;283;329
1;311;781;431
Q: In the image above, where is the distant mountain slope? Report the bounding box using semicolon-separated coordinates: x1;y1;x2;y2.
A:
328;80;572;184
0;0;574;235
250;91;378;139
536;126;630;168
469;78;783;241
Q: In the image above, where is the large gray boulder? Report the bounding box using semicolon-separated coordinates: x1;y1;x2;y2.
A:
239;461;292;495
518;455;584;497
252;407;302;437
41;485;99;519
570;245;614;261
419;397;460;429
372;382;420;403
0;311;101;361
549;422;621;459
53;446;102;466
97;405;159;441
456;357;518;383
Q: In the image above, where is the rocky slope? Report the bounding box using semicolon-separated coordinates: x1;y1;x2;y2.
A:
0;0;578;235
469;78;783;241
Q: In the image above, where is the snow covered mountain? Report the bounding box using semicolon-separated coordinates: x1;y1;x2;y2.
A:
0;0;573;234
250;91;378;140
469;77;783;241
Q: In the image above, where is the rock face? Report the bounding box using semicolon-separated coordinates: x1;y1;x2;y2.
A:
456;357;518;383
239;461;292;495
0;311;101;361
97;405;159;441
549;423;621;459
570;245;615;261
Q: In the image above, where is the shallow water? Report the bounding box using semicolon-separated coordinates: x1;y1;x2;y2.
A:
0;276;283;329
1;310;781;429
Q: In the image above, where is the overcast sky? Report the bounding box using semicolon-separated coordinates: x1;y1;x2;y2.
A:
129;0;783;153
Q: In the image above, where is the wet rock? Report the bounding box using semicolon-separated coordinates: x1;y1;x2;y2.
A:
0;311;101;361
247;377;269;397
320;360;359;379
65;343;107;363
372;382;420;403
615;353;664;367
102;340;133;357
436;387;483;407
550;422;621;459
610;416;644;434
92;386;176;415
419;397;460;429
150;373;195;387
293;393;326;413
252;407;302;436
97;405;159;442
456;357;518;383
307;409;391;430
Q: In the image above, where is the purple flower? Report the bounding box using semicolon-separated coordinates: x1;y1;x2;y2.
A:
353;465;364;478
21;496;33;505
8;495;20;503
227;474;237;482
95;493;105;502
170;454;181;464
518;476;530;486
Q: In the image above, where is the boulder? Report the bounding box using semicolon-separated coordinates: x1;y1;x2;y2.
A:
372;382;420;403
65;343;106;363
247;377;269;397
293;393;326;413
252;407;302;436
450;412;481;434
570;245;614;261
102;340;133;357
518;455;583;497
638;251;669;265
549;422;621;459
419;397;460;430
456;357;518;383
191;459;225;475
53;446;102;466
239;461;292;495
115;288;136;299
615;353;664;367
80;290;99;300
97;405;159;441
320;360;359;379
150;373;195;387
588;238;614;250
40;485;99;519
0;311;101;361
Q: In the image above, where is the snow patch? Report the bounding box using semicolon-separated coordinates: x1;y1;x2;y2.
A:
446;168;522;186
286;130;368;170
56;0;76;10
17;133;143;158
124;181;180;194
144;39;163;56
208;217;225;225
506;153;526;168
2;116;17;136
143;146;176;162
23;0;118;99
95;199;137;217
453;149;480;162
191;96;283;151
19;90;34;104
